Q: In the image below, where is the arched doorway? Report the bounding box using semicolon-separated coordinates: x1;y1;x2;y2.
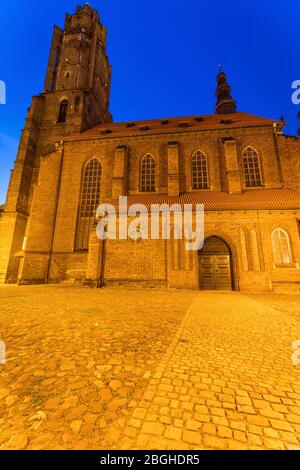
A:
198;236;234;291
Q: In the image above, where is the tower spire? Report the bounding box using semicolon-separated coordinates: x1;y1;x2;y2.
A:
215;69;237;114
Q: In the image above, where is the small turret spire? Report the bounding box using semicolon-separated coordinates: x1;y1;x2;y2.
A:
215;69;237;114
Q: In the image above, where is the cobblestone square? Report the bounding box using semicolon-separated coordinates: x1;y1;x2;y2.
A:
0;286;300;450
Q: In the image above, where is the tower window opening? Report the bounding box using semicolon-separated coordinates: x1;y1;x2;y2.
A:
57;99;68;123
50;46;60;92
75;96;80;113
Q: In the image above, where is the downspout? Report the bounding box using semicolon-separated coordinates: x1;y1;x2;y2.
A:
272;123;284;186
98;237;106;288
98;212;110;288
45;142;64;283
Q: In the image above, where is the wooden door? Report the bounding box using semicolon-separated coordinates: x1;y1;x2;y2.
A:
214;255;232;290
199;254;232;290
199;237;233;291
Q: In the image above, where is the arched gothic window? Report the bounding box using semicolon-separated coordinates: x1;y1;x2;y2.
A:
57;99;68;123
75;158;102;250
191;150;209;189
75;96;80;113
242;147;263;187
272;229;292;265
140;154;156;192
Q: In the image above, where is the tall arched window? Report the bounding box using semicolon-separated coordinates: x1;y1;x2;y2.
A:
74;96;80;113
242;147;262;187
50;46;60;92
57;99;68;123
191;150;209;189
140;154;156;192
272;229;292;265
75;158;102;250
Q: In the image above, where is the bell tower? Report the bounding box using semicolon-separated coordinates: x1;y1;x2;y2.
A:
0;4;112;284
215;69;237;114
44;4;112;128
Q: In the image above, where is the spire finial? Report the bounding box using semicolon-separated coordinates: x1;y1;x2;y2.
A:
218;64;222;72
215;69;237;114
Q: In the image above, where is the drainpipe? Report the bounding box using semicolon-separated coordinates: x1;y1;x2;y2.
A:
273;123;284;186
97;212;109;288
98;237;106;288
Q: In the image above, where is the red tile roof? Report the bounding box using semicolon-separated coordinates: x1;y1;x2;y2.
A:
64;112;278;142
108;189;300;212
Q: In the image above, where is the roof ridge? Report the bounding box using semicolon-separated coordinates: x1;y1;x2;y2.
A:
64;112;278;142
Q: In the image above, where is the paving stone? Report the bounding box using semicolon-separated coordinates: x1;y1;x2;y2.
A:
253;399;272;410
212;416;229;427
182;430;202;446
260;409;285;420
217;426;233;439
237;405;256;415
279;431;299;445
203;434;227;450
270;419;294;432
5;395;19;406
0;389;10;400
248;425;263;436
160;416;172;425
202;423;217;435
210;407;226;417
271;404;289;414
263;437;285;450
236;396;253;406
124;427;138;439
231;421;246;432
186;420;202;431
247;433;263;447
286;414;300;424
0;434;28;450
286;444;300;450
141;422;164;436
223;402;237;410
262;395;282;404
193;413;211;423
233;430;247;443
164;426;183;441
227;440;249;450
247;415;270;427
194;405;209;414
264;427;279;439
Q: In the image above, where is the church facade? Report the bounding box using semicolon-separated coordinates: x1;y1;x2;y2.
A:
0;4;299;293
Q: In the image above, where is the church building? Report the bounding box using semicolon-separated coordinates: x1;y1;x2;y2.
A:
0;4;299;293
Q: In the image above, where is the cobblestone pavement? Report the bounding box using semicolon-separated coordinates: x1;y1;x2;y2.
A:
0;287;300;450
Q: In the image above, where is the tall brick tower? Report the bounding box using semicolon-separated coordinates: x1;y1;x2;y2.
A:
0;4;112;283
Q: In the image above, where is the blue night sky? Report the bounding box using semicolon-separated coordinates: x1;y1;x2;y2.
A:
0;0;299;204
